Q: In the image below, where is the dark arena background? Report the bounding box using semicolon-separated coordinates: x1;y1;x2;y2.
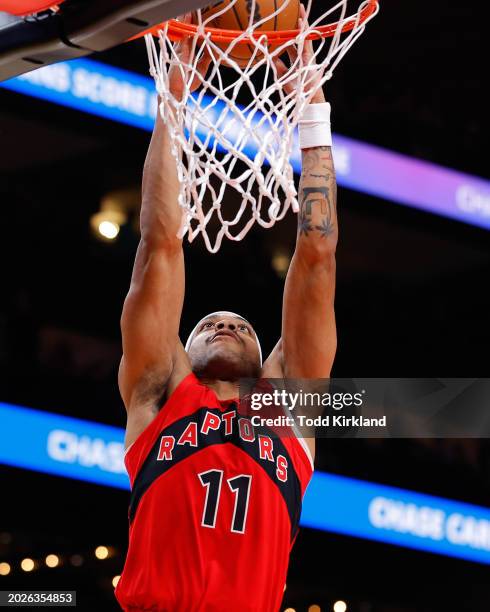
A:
0;1;489;611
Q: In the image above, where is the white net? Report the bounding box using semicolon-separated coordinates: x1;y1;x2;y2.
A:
145;0;378;253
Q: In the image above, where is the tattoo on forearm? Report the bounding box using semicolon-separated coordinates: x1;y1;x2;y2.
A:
315;215;335;238
298;147;337;240
303;187;330;214
302;148;322;172
299;211;313;236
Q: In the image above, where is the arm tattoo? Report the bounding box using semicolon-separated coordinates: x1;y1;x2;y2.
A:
302;187;330;214
315;216;335;238
302;148;321;172
297;147;337;242
298;211;314;236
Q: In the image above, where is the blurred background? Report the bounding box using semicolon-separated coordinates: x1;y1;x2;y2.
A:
0;0;489;610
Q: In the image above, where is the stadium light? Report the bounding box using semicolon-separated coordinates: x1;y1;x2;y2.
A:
0;562;11;576
45;554;60;568
90;210;126;242
20;558;35;572
95;545;109;559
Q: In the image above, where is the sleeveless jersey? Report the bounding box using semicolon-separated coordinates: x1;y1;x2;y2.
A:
115;373;313;612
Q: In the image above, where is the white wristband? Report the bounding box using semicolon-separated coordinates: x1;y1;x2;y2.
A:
299;102;332;149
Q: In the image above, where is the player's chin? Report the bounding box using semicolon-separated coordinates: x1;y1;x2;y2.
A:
207;341;242;361
208;345;258;373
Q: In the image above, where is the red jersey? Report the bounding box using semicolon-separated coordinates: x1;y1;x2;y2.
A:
115;373;313;612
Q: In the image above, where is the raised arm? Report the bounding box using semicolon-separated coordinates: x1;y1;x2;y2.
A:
118;110;187;415
281;133;338;379
119;26;211;426
270;9;338;380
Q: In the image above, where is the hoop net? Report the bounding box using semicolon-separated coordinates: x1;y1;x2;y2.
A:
145;0;379;253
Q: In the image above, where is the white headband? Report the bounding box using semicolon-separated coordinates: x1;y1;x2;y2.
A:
184;311;262;365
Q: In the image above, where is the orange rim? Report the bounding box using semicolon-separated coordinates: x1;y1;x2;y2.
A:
130;0;378;45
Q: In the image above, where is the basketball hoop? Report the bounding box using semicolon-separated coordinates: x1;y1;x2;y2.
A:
144;0;379;253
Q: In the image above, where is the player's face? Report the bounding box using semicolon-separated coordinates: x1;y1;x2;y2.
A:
188;313;261;378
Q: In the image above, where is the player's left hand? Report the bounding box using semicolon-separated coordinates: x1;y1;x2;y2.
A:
273;4;326;105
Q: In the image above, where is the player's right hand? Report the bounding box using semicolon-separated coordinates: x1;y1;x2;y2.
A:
167;13;212;101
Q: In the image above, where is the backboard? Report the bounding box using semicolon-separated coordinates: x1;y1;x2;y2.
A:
0;0;213;81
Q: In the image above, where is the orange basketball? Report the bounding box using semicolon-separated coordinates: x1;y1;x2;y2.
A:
199;0;300;67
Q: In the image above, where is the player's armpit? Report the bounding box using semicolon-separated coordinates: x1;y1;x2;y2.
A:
261;339;284;378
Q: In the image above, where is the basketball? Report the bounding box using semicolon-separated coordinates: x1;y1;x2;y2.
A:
199;0;300;67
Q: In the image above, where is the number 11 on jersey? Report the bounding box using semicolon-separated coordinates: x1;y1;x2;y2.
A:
198;470;252;534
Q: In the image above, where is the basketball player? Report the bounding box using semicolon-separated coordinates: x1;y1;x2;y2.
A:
115;7;337;611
